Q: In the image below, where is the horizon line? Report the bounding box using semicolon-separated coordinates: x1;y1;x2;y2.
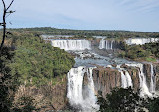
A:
3;27;159;33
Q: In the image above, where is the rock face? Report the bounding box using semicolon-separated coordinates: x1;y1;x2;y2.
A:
89;66;141;97
143;63;159;91
143;64;151;89
154;64;159;91
126;67;140;92
13;76;68;112
92;67;121;97
88;63;159;98
99;39;123;50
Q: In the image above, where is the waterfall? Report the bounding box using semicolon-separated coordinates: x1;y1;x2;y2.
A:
99;39;114;50
126;63;152;97
67;66;99;111
67;67;84;105
125;71;133;87
120;70;128;88
99;38;105;49
51;39;91;51
117;65;133;88
138;64;152;97
150;64;155;93
125;38;159;45
98;39;121;50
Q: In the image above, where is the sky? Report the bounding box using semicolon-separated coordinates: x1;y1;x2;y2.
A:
1;0;159;32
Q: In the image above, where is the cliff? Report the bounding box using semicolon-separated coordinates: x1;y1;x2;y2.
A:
155;64;159;90
143;63;159;91
85;65;143;98
92;66;121;97
13;75;68;112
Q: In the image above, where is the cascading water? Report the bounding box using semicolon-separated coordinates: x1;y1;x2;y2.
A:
42;36;159;112
51;39;91;51
150;64;155;93
126;63;152;97
67;66;99;111
120;70;128;88
99;39;114;50
125;70;133;87
125;38;159;45
67;67;84;106
117;65;133;88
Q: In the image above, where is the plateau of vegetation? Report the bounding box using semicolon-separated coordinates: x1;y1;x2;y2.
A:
119;41;159;61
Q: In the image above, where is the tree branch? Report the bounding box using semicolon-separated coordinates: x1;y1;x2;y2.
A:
6;0;14;11
1;0;6;9
0;0;14;52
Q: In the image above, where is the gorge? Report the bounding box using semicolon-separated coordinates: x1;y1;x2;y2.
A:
43;35;159;111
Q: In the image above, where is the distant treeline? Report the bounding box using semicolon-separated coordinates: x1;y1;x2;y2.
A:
3;27;159;38
119;41;159;61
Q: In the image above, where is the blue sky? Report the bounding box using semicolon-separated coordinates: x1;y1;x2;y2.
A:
1;0;159;32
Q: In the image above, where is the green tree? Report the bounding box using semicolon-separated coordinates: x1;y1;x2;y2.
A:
0;47;15;112
97;87;144;112
147;97;159;112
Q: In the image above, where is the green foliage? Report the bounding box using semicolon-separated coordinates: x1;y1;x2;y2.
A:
126;45;151;59
12;96;37;112
7;27;159;38
97;87;144;112
119;40;159;61
10;33;75;86
97;87;159;112
143;42;159;58
119;42;154;60
145;57;156;62
147;97;159;112
0;47;15;112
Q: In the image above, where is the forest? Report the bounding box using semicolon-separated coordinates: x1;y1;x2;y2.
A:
119;41;159;62
5;27;159;38
0;31;75;111
0;28;159;111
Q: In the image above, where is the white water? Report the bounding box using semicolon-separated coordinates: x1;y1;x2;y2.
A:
51;39;91;51
126;63;152;97
125;38;159;45
117;65;133;88
67;66;99;111
150;64;155;93
120;70;128;88
125;70;133;87
99;39;114;49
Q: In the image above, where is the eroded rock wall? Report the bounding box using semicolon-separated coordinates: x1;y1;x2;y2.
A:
89;65;141;97
13;76;68;112
91;67;121;97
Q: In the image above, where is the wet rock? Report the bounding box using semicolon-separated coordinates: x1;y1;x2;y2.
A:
120;64;129;69
127;67;140;92
111;64;117;67
155;64;159;91
143;64;151;89
91;66;142;97
92;67;121;98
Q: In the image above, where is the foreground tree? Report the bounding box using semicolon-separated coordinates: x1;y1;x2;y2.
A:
97;87;145;112
0;1;15;111
0;0;15;52
147;97;159;112
0;47;15;112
